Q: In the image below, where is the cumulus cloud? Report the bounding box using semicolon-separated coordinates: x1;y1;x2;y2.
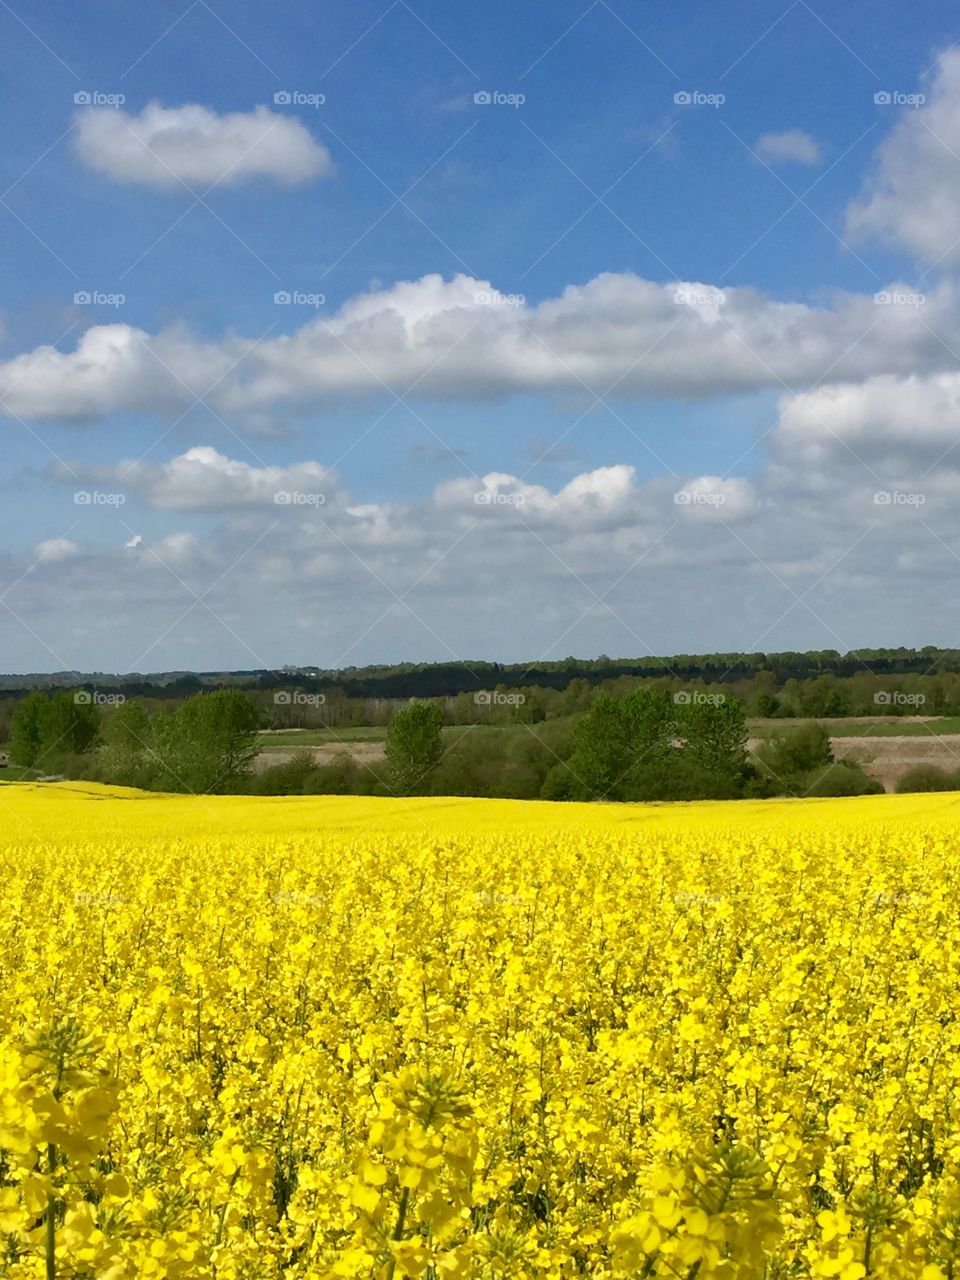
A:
771;371;960;476
56;447;336;512
756;129;821;165
435;465;640;527
34;538;79;562
673;476;756;520
18;426;960;672
74;102;332;189
847;51;960;264
2;272;959;426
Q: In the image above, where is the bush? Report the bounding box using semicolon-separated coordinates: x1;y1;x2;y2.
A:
299;764;350;795
300;753;381;795
755;723;832;780
792;763;883;798
895;764;960;793
623;760;743;802
250;750;320;795
539;762;582;801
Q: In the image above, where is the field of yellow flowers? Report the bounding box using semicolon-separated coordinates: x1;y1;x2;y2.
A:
1;781;960;1279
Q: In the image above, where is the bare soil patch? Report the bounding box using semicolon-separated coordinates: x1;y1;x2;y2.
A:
253;741;386;774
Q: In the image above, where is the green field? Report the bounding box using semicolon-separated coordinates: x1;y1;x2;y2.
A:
255;723;538;752
826;717;960;737
0;765;38;781
747;716;960;739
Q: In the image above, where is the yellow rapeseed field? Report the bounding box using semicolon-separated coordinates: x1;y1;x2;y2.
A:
1;781;960;1278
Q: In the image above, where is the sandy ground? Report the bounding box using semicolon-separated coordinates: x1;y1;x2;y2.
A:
746;733;960;793
830;734;960;792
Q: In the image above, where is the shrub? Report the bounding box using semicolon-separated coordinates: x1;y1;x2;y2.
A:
895;764;960;793
755;723;832;780
793;763;883;798
624;760;744;802
251;750;320;795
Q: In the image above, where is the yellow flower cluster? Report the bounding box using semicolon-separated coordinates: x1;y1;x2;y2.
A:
0;781;959;1277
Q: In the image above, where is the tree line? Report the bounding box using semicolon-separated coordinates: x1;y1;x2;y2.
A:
7;686;881;802
2;643;959;702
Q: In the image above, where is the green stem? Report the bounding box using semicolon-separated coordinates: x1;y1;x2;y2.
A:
384;1187;411;1280
45;1142;56;1280
214;1170;241;1246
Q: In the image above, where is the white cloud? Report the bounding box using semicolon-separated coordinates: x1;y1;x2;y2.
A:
34;538;79;562
435;465;639;527
674;476;756;520
3;272;960;426
19;435;960;671
773;372;960;469
74;102;332;189
756;129;821;165
59;447;336;512
149;532;199;565
847;52;960;264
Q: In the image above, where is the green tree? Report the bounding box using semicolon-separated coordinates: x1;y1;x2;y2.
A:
566;689;672;800
9;692;49;767
103;698;150;752
99;699;153;786
152;690;258;793
385;700;444;795
754;692;780;719
9;691;99;771
675;695;748;780
757;722;833;778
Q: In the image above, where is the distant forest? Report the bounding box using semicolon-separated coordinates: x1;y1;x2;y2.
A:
0;645;957;701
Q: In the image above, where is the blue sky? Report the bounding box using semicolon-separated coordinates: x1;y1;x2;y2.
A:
2;1;960;671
